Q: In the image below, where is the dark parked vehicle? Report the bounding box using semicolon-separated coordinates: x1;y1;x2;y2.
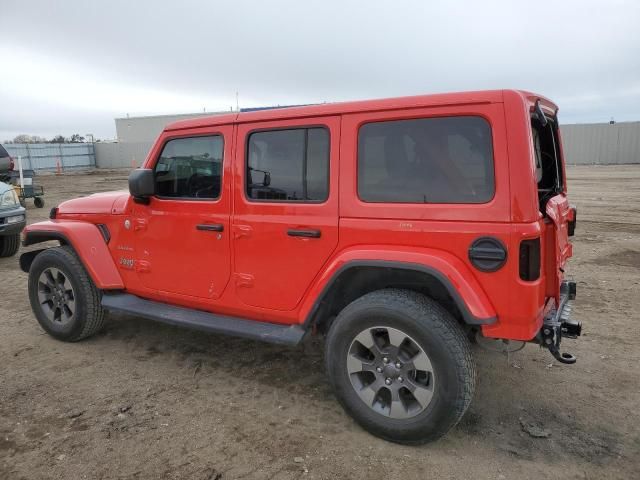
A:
0;182;26;257
0;143;14;182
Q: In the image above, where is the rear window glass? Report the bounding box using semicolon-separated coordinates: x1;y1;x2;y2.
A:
0;144;8;157
246;127;329;202
357;116;495;203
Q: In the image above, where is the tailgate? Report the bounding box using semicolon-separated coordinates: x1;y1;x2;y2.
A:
544;194;573;302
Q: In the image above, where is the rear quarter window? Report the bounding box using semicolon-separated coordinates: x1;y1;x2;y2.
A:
357;116;495;204
0;144;8;157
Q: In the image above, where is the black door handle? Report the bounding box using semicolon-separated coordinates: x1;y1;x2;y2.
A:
196;224;224;232
287;229;321;238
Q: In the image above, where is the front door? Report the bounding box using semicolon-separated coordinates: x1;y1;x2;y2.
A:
133;127;232;299
233;116;340;311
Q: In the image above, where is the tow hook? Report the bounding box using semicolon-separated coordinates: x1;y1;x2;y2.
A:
538;281;581;364
540;322;578;364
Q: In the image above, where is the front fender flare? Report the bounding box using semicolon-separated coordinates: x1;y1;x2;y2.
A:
21;220;124;290
300;247;497;326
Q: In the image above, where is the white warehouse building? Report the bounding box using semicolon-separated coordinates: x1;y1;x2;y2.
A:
93;110;640;169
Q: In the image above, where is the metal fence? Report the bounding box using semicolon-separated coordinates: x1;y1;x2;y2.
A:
6;122;639;172
561;122;640;165
3;143;96;171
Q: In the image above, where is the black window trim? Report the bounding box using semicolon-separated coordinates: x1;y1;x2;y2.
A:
244;124;331;204
152;132;225;203
355;113;497;205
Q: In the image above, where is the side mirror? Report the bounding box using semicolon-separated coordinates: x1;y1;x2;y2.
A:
263;171;271;187
129;169;155;203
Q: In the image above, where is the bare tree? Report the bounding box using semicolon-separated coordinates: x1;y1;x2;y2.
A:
13;134;34;143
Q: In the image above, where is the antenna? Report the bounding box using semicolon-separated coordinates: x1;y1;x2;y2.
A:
236;91;239;112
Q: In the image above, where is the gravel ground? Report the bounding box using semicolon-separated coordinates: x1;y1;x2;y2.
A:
1;166;639;480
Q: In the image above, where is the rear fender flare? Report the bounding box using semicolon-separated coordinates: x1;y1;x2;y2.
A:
300;247;497;327
21;220;124;289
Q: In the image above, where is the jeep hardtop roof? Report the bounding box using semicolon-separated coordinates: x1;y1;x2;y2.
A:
164;89;556;132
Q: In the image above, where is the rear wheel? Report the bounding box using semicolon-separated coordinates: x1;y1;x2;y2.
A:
34;197;45;208
28;246;105;341
0;234;20;257
325;289;476;444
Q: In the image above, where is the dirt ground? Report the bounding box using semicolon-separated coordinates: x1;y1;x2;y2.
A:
1;166;639;480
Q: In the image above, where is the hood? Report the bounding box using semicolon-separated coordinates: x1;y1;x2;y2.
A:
58;190;130;215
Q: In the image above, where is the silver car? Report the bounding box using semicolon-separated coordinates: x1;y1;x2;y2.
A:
0;181;26;257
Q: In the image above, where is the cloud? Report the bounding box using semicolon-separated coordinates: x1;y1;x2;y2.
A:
1;0;639;140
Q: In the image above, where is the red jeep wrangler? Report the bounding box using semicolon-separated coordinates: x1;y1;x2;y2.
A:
21;90;579;444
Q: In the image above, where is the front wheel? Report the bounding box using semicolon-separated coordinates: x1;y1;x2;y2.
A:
325;289;476;444
0;234;20;257
28;246;106;341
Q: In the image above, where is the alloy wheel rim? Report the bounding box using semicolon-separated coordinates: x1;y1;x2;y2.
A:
347;326;435;419
37;267;76;326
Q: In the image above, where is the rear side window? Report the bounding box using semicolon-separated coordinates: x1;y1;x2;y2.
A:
154;136;223;199
358;116;495;203
0;144;8;157
246;127;329;202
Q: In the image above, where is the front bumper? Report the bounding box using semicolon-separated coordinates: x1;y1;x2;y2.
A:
0;206;27;236
537;280;581;364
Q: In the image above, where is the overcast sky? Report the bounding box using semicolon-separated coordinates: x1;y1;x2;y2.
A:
1;0;639;141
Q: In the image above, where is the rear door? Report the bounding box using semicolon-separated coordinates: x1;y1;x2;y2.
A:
232;116;340;311
532;115;573;300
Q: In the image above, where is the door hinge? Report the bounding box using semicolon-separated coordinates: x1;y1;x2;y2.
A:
234;272;254;288
233;224;252;239
135;260;151;273
134;218;148;231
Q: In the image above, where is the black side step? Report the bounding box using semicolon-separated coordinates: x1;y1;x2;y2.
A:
101;293;306;346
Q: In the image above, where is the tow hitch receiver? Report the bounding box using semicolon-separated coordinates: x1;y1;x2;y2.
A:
538;281;581;364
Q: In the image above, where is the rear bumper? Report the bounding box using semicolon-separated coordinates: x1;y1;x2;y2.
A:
538;280;581;363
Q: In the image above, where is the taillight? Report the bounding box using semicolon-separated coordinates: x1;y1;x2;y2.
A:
519;238;541;281
9;157;15;171
568;205;577;236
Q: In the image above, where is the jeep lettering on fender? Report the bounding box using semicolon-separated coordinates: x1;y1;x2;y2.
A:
21;90;580;444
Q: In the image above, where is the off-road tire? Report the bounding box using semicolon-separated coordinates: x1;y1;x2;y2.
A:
28;246;105;341
34;197;45;208
0;234;20;257
325;288;476;444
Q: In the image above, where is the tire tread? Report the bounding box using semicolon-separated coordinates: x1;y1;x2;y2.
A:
326;288;476;444
29;246;105;341
0;233;20;257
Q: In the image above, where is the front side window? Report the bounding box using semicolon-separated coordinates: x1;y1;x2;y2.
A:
154;135;223;199
246;127;329;202
358;116;495;203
